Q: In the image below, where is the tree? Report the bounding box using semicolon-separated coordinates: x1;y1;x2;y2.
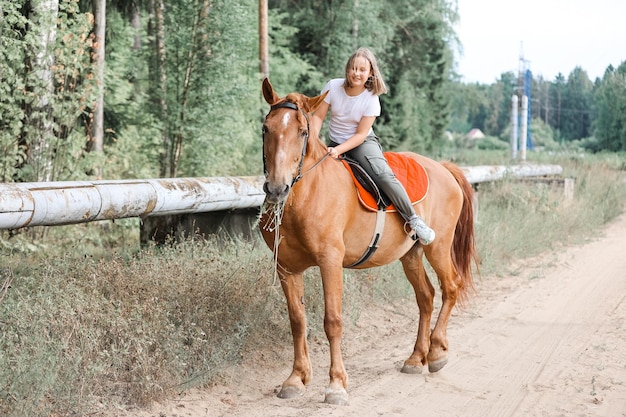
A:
594;62;626;151
88;0;106;178
170;0;211;178
263;9;325;95
25;0;60;182
147;0;170;177
379;0;457;151
447;81;490;134
480;71;516;137
267;0;458;151
560;67;593;141
0;1;28;181
82;0;261;180
548;73;566;140
0;0;95;183
268;0;389;95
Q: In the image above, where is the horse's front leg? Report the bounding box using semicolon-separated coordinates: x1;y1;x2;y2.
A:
277;271;312;399
319;262;349;405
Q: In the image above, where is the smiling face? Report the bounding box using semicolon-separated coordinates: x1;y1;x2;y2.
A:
342;48;387;96
347;56;372;89
344;54;373;94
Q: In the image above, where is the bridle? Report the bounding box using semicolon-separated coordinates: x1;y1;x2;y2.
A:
263;101;329;186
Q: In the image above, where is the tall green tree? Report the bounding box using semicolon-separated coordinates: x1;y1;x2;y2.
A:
594;62;626;151
546;73;566;140
0;0;28;181
166;0;260;177
447;81;490;134
25;0;59;182
0;0;95;182
87;0;106;168
560;67;593;141
481;71;516;137
380;0;458;151
269;0;458;152
263;9;325;95
268;0;390;95
89;0;261;179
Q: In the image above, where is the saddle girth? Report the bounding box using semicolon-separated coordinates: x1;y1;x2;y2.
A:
341;157;387;268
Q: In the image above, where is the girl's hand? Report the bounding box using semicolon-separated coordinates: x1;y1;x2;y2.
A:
327;146;339;159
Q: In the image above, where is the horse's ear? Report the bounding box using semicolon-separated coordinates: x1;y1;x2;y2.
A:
262;77;280;105
307;90;329;113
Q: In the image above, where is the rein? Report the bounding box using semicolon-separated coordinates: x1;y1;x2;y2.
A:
264;101;329;186
297;152;331;182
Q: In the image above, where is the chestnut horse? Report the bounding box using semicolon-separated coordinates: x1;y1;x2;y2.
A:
259;78;478;405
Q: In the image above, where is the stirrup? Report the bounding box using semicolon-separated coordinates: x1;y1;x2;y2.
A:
404;222;419;241
407;216;435;245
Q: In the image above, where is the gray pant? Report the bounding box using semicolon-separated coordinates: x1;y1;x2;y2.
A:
330;135;416;222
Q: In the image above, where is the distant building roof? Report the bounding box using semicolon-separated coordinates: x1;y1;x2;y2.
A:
467;128;485;139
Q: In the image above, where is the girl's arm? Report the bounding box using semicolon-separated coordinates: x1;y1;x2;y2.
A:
328;116;376;158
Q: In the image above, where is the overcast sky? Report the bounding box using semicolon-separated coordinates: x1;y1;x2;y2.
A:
454;0;626;84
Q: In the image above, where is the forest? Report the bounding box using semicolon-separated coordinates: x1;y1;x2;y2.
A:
1;0;625;185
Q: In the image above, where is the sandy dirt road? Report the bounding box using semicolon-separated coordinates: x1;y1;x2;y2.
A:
122;213;626;417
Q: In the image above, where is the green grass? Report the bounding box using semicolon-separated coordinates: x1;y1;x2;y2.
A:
1;150;625;416
0;237;289;415
472;151;626;275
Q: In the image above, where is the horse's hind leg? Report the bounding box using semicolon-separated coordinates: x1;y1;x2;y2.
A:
425;243;460;373
400;245;435;374
277;271;312;399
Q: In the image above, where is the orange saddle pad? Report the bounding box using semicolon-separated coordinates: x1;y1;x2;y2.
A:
342;152;429;212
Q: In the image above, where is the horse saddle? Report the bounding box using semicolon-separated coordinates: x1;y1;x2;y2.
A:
341;152;429;212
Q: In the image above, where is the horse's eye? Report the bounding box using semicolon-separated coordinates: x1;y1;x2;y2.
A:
262;126;268;135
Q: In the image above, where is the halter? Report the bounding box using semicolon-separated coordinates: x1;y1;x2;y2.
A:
264;101;325;186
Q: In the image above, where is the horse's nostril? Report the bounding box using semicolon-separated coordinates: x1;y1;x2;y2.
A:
263;181;291;203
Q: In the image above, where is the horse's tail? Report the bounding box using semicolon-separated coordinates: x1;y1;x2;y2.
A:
442;161;479;305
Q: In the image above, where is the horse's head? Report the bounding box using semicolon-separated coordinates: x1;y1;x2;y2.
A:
261;78;328;204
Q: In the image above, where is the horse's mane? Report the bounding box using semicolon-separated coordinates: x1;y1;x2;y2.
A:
285;92;307;108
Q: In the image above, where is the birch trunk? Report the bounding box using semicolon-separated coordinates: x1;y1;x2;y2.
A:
28;0;59;182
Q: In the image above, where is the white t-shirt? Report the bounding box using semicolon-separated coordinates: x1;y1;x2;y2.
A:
321;78;381;144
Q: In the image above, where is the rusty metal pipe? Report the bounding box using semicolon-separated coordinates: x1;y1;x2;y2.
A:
0;164;564;230
0;176;266;229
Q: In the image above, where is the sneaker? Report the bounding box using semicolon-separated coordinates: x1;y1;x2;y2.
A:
408;215;435;245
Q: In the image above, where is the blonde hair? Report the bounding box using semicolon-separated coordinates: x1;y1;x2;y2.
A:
343;47;388;95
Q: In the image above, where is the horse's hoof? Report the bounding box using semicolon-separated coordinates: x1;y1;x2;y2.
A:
428;357;448;373
277;385;305;399
324;387;349;406
401;363;423;374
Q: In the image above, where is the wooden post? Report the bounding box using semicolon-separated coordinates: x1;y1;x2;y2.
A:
259;0;269;79
89;0;106;158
